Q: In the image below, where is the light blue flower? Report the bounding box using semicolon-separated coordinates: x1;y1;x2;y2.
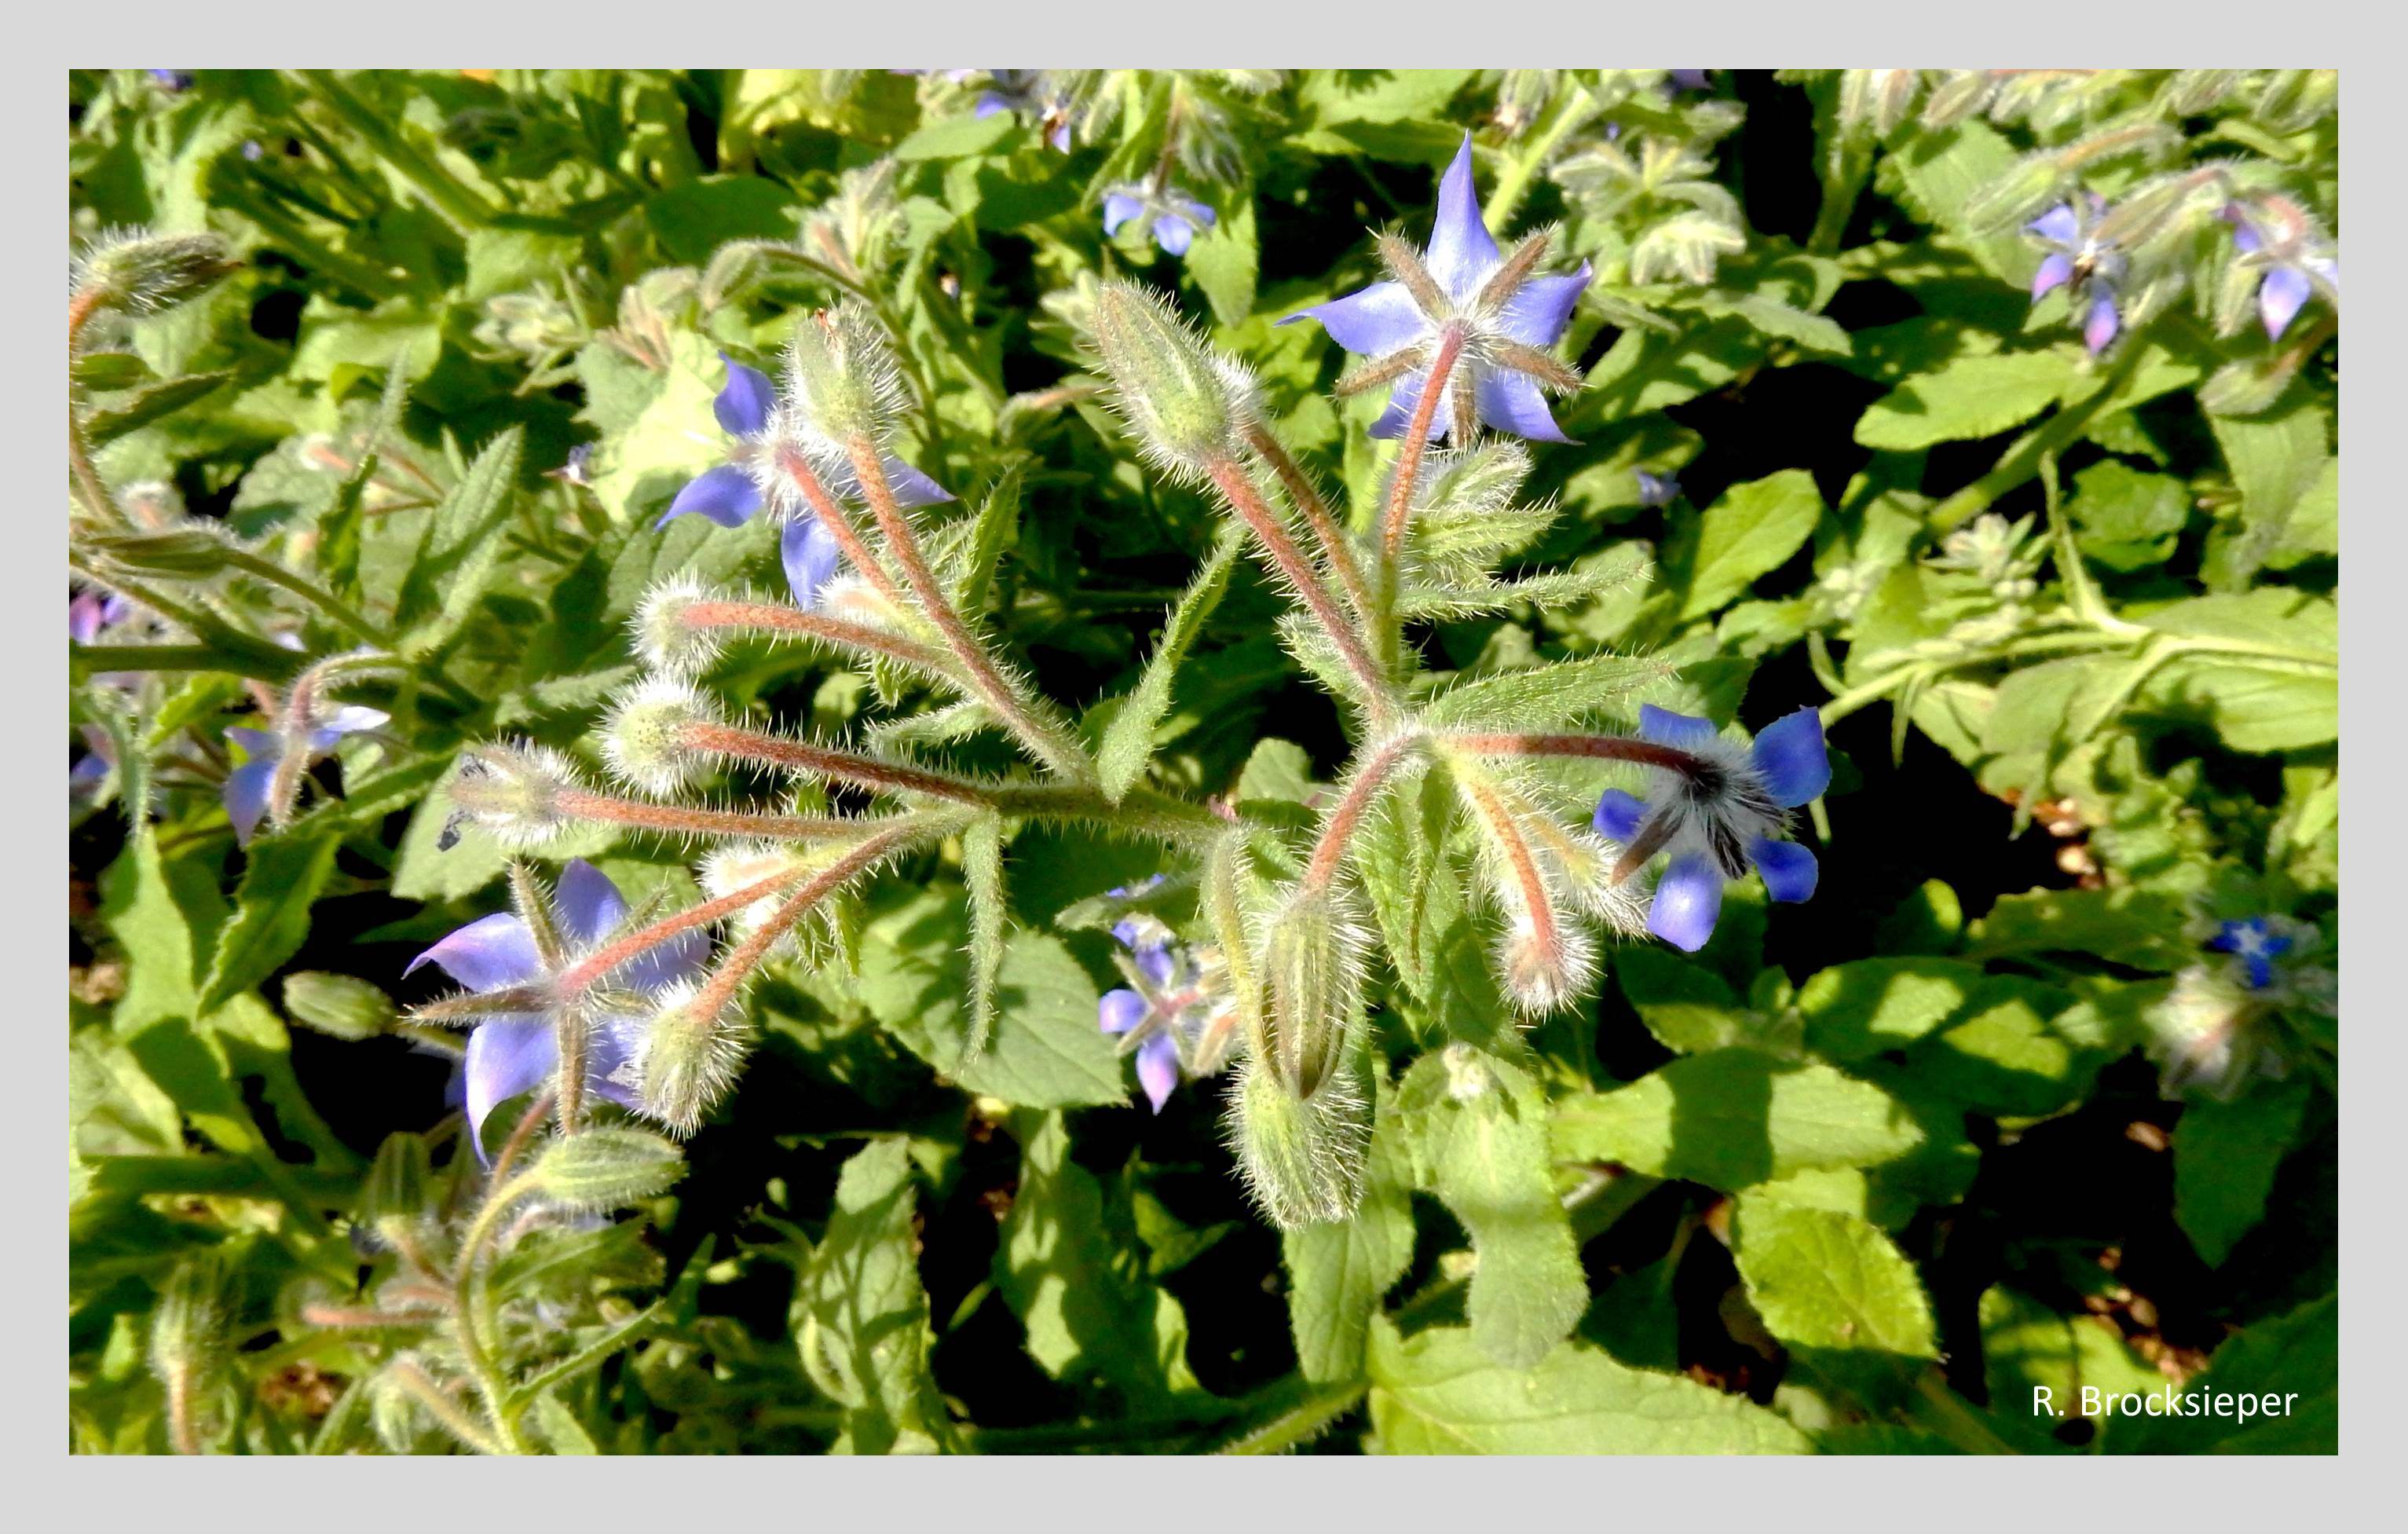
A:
1591;705;1830;952
1283;132;1593;444
407;860;709;1159
2207;916;2294;991
222;703;389;846
2026;196;2123;357
657;356;954;610
2225;207;2338;342
972;70;1072;152
1103;186;1217;258
1096;908;1233;1114
1634;469;1680;508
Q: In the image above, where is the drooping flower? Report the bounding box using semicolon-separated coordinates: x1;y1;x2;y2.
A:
222;703;389;845
972;70;1071;152
1283;131;1594;444
1096;911;1237;1114
657;355;953;610
2224;205;2338;341
1590;705;1830;952
2026;195;2124;356
1103;185;1217;258
407;860;708;1159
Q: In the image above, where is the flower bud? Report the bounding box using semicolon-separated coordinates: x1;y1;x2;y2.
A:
701;842;814;939
631;574;724;677
1961;156;2067;236
148;1254;232;1450
1089;280;1255;480
443;743;581;849
282;971;395;1041
529;1126;686;1211
783;302;905;448
1228;1049;1371;1229
73;229;237;319
360;1131;434;1247
599;676;718;796
85;526;236;578
625;979;753;1137
1260;888;1367;1100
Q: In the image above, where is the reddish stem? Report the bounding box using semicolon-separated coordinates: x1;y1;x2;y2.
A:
1203;454;1393;717
554;787;862;843
1303;734;1419;891
556;863;815;994
677;720;991;804
1378;324;1466;566
1242;422;1373;622
1443;732;1706;775
690;824;925;1019
680;599;950;672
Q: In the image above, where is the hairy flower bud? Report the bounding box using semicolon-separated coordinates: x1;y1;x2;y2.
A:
529;1126;686;1211
783;301;906;448
1089;280;1255;480
360;1131;434;1248
599;676;719;796
631;574;726;678
72;229;236;321
1228;1049;1371;1229
282;970;396;1041
624;979;753;1137
443;742;582;849
1259;888;1367;1100
148;1254;232;1452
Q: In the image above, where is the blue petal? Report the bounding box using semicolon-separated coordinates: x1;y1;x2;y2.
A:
1473;370;1573;443
1135;943;1175;989
408;912;543;992
1648;855;1725;953
1635;470;1678;508
554;859;628;948
2030;252;2073;300
974;94;1008;119
1102;192;1143;235
880;456;955;508
2228;219;2262;254
463;1016;556;1162
1751;838;1819;904
624;928;712;996
1153;214;1196;256
1281;280;1425;357
2083;296;2121;356
782;517;844;610
1593;789;1648;843
1046;119;1071;153
1135;1033;1180;1113
225;760;279;845
1638;704;1717;748
225;726;280;762
658;465;763;529
1497;264;1591;347
2027;205;2079;244
1425;132;1501;299
587;1016;647;1111
1368;368;1449;442
1099;988;1146;1035
2259;264;2311;339
713;357;776;438
1751;707;1830;807
2242;953;2276;990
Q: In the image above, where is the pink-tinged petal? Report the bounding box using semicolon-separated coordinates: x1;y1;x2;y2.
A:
1473;370;1574;443
1135;1033;1180;1113
69;594;112;643
713;358;776;438
1638;704;1717;748
2029;252;2073;300
782;517;843;610
2083;295;2121;356
1750;707;1830;807
1593;788;1648;843
1425;132;1502;299
1648;855;1725;953
658;465;763;529
224;759;278;846
1497;264;1591;347
1751;839;1818;904
1153;214;1196;256
408;912;543;992
463;1016;556;1161
2259;265;2311;340
554;859;628;948
1100;988;1146;1035
2026;205;2079;245
1102;192;1144;235
879;456;955;508
309;705;391;752
1281;280;1425;357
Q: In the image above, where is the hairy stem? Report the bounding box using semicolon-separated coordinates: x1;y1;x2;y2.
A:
1242;421;1374;623
676;720;997;804
1203;454;1396;719
556;865;816;996
551;787;868;843
1440;730;1708;775
1378;324;1466;567
451;1172;540;1454
679;599;952;673
1303;734;1422;892
690;821;939;1020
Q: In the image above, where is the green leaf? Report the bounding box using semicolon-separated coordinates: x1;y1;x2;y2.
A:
961;814;1005;1066
2069;459;2188;571
1364;1317;1810;1454
856;888;1125;1108
892;110;1015;162
2115;1294;2335;1454
795;1138;950;1453
2139;590;2337;753
1188;194;1259;328
643;176;802;264
1355;763;1461;1002
1552;1050;1924;1192
85;369;235;446
1798;957;1982;1062
197;826;342;1015
950;464;1022;616
1854;352;2072;451
1733;1195;1935;1359
1613;948;1749;1054
1097;522;1243;801
1281;1083;1414;1383
1667;469;1822;621
1399;1048;1586;1368
397;426;523;646
1420;654;1668;730
2174;1081;2309;1267
1978;1284;2164;1452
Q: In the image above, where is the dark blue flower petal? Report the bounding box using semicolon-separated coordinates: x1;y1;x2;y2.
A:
1751;707;1830;807
1497;265;1591;348
1136;1032;1180;1113
1649;855;1725;953
1281;280;1425;357
1099;988;1146;1035
1638;704;1718;748
554;859;628;949
1473;370;1573;443
225;726;280;761
658;465;763;529
1135;943;1175;990
407;912;543;992
624;928;711;996
1592;788;1648;843
1426;132;1502;299
2242;952;2276;990
782;517;844;611
713;357;776;438
1751;837;1819;904
224;759;278;846
463;1016;556;1161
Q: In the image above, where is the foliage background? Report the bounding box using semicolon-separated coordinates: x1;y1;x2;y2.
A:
67;68;2337;1455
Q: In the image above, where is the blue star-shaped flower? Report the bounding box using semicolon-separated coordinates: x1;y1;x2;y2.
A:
1283;132;1593;444
2027;196;2124;357
2205;916;2295;991
1103;186;1217;258
2225;206;2338;342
